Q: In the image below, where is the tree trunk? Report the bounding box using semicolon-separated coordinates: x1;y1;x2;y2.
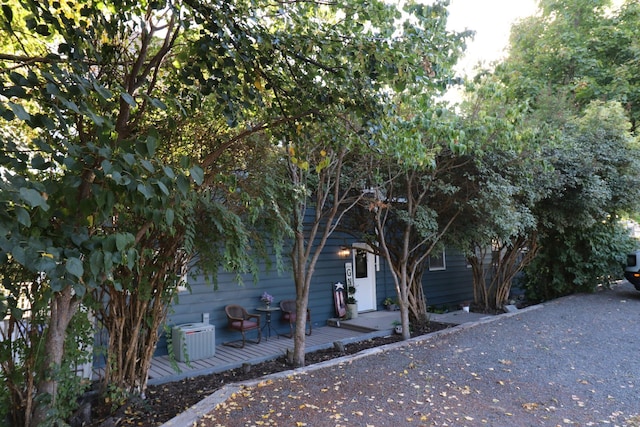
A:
30;286;78;427
97;233;185;396
469;236;539;312
291;295;309;367
491;236;539;310
468;245;492;311
291;229;311;368
408;272;429;326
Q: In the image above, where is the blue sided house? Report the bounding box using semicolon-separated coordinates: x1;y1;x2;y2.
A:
156;233;474;356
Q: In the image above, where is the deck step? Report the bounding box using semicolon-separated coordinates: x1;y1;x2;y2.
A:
327;318;377;332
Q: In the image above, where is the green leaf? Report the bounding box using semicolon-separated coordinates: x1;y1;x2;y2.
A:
165;208;174;226
15;207;31;226
137;183;153;199
65;257;84;278
2;5;13;24
49;278;65;292
156;180;169;195
89;251;102;275
121;92;136;106
86;109;105;126
10;306;23;321
9;72;28;86
0;297;8;319
19;188;49;210
123;153;135;165
101;159;113;174
146;136;157;156
141;159;155;173
31;155;48;170
103;252;113;271
93;80;113;100
8;102;30;121
0;105;15;120
34;255;57;272
73;282;87;296
126;248;137;270
35;24;50;36
11;246;26;264
163;166;175;179
150;97;167;110
45;83;61;96
115;233;131;251
176;175;190;194
58;96;80;114
189;166;204;186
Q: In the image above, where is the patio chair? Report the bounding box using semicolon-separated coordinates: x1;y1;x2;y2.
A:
223;304;261;348
279;299;312;338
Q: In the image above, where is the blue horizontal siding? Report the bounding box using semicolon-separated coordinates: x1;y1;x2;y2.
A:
423;251;474;307
157;240;475;356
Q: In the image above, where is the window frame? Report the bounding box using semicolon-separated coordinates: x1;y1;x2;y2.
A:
428;250;446;271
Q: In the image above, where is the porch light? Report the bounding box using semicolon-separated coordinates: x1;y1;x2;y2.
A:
338;246;351;258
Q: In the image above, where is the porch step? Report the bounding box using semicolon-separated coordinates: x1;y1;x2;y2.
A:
327;310;401;333
327;317;378;333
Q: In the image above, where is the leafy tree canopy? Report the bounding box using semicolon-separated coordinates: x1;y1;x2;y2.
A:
499;0;640;133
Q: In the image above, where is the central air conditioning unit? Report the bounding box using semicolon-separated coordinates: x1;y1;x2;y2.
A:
171;322;216;362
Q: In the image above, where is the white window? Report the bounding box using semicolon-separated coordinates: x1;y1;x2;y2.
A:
428;250;446;271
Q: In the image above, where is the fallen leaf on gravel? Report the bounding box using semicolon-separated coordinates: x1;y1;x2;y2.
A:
522;402;539;411
624;414;640;426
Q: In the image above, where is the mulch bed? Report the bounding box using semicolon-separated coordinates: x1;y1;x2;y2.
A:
86;321;454;426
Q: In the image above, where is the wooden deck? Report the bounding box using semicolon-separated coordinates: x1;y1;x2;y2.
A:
147;311;401;385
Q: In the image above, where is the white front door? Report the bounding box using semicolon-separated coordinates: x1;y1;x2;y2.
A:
352;243;376;311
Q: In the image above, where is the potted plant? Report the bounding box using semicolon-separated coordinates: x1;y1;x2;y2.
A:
383;297;398;311
392;320;403;334
461;301;470;313
260;291;274;308
346;283;357;319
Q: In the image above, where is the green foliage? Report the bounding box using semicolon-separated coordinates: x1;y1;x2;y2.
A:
523;219;636;301
471;0;640;305
1;0;474;416
0;0;212;421
0;263;94;425
347;281;357;305
500;0;640;133
523;101;640;300
44;308;94;423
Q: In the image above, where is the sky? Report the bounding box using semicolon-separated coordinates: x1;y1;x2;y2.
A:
439;0;539;103
445;0;539;77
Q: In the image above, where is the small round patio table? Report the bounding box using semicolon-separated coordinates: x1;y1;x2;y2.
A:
255;306;281;341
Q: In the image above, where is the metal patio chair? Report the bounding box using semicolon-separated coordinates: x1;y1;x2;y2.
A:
279;299;312;338
223;304;261;348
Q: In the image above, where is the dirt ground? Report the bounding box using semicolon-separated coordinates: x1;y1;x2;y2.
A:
87;322;454;426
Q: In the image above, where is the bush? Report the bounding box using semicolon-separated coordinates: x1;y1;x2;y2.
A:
523;221;635;301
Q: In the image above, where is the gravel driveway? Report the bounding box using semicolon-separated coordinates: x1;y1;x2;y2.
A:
167;282;640;426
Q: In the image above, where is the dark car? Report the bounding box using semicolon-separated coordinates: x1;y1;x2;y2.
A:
624;251;640;290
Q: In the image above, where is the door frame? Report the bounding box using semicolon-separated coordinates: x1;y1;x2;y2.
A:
351;242;377;312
